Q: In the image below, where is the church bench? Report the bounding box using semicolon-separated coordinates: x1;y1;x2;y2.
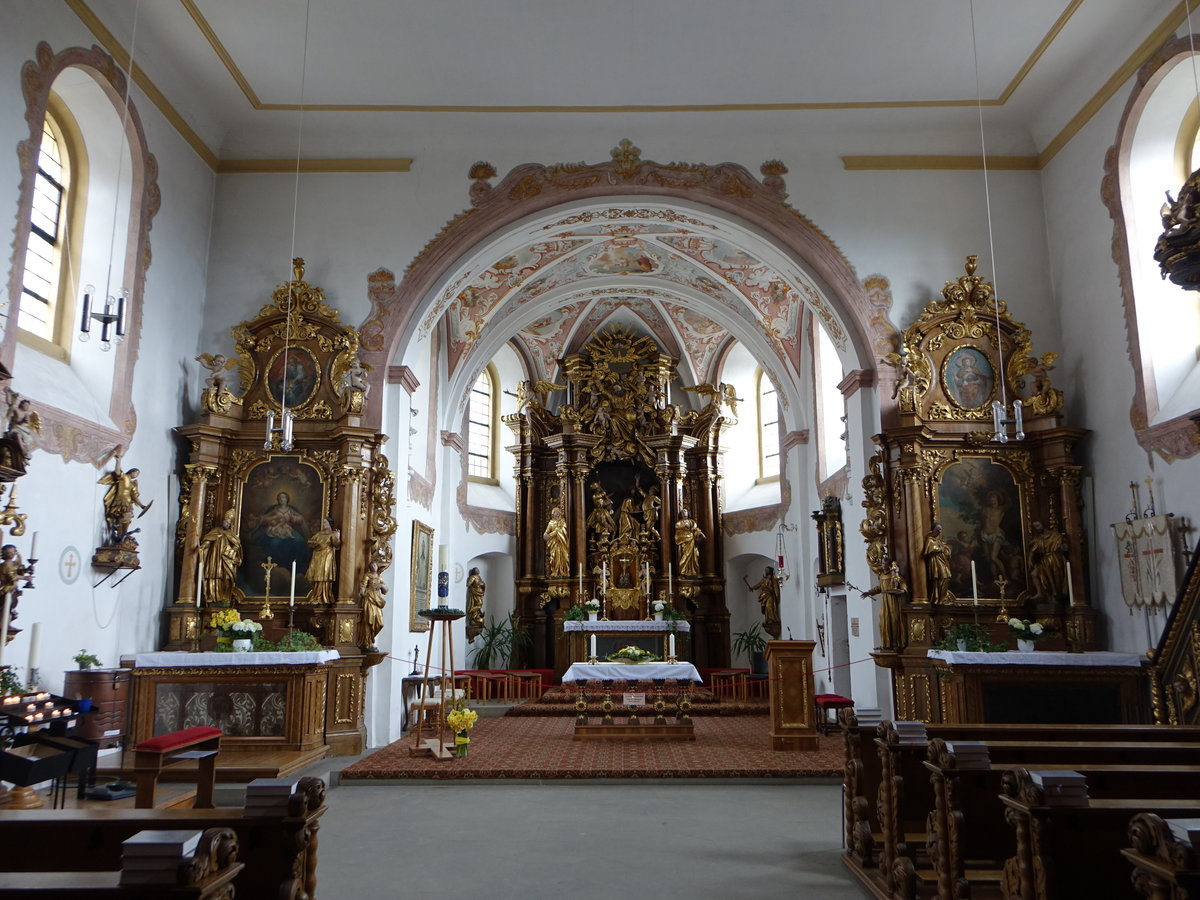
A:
0;826;241;899
924;738;1200;900
999;768;1200;900
131;726;221;809
843;716;1200;899
0;776;325;900
1122;813;1200;899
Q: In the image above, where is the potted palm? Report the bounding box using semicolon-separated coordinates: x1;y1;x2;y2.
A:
469;615;531;669
731;623;768;675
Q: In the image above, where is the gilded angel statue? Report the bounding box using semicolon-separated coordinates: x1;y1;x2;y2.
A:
2;388;40;461
196;353;236;394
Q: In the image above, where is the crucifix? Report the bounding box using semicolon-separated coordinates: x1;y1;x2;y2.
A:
259;557;276;620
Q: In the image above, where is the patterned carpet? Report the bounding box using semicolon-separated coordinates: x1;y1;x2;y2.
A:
340;714;843;781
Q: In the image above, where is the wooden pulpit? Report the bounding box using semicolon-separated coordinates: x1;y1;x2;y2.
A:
764;640;818;751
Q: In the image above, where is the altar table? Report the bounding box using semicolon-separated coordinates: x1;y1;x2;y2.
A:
563;620;690;665
925;649;1149;724
562;662;701;683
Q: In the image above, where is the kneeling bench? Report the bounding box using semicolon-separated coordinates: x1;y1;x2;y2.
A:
133;727;221;809
814;694;854;735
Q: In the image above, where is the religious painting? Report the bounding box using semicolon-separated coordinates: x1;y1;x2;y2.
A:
266;347;319;408
236;456;325;597
942;345;995;410
935;457;1027;600
410;521;433;632
584;239;662;275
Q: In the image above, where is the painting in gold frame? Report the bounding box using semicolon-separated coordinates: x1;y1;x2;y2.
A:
410;520;433;632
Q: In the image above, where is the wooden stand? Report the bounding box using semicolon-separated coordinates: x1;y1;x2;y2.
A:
765;639;819;751
409;607;465;761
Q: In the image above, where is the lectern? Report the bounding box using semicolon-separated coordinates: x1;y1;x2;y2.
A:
764;640;818;751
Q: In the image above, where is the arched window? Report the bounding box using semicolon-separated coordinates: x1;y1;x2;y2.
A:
468;365;498;481
17;99;84;359
1106;36;1200;458
756;367;779;481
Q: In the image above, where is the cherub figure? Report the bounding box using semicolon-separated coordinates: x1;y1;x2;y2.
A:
2;390;40;461
196;354;235;395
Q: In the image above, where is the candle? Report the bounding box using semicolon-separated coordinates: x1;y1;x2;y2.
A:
971;561;979;606
0;585;13;670
669;633;676;660
196;559;204;608
668;564;673;596
439;544;448;571
29;531;38;560
26;622;40;677
25;703;34;711
601;561;607;594
578;562;583;596
644;562;650;594
589;633;597;660
290;561;296;607
1067;561;1075;605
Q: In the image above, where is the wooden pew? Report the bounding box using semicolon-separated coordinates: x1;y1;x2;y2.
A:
925;738;1200;900
0;776;324;900
1123;812;1200;899
999;767;1200;900
0;827;240;898
839;716;1200;900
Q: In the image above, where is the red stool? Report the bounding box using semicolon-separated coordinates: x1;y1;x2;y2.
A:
814;694;854;735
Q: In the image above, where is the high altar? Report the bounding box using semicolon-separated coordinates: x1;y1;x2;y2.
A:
507;325;732;679
865;257;1114;723
156;260;394;755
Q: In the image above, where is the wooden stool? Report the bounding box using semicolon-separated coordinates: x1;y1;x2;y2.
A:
814;694;854;734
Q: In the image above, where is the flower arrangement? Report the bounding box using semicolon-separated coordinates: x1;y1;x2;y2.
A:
1008;618;1046;646
584;599;601;613
652;599;668;614
608;645;661;664
446;695;479;758
209;608;241;632
229;619;263;635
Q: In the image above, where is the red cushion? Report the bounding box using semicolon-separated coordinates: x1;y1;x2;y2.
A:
136;726;222;753
814;694;853;706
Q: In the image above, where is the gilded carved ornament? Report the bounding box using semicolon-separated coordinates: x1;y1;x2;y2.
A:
859;450;889;578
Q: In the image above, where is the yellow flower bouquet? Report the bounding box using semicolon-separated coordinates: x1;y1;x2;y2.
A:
446;706;478;758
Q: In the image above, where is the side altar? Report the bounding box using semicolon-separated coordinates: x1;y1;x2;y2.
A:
157;261;395;756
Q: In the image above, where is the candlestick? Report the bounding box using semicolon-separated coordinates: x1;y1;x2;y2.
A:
971;560;979;606
290;561;296;607
196;559;204;608
1067;560;1075;606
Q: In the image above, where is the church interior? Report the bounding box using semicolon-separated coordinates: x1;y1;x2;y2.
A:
2;1;1200;897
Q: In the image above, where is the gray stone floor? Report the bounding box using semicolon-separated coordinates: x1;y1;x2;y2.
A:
313;779;866;899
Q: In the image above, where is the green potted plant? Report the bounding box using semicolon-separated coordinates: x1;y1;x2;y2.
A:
73;650;101;671
0;664;24;697
731;623;768;675
563;604;587;623
1007;618;1047;652
470;615;531;670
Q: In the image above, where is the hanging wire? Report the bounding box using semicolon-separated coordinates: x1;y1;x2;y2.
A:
102;0;141;312
968;0;1009;412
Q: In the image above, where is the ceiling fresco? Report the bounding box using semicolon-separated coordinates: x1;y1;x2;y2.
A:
429;209;851;386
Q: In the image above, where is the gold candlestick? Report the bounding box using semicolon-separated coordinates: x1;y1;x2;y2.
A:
259;557;276;619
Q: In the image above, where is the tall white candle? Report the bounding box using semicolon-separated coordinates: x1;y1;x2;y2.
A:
290;561;297;607
668;564;673;596
1067;561;1075;605
644;562;650;594
971;560;979;606
29;532;38;560
578;562;583;596
26;622;40;676
439;544;448;571
589;633;596;659
196;559;204;608
0;589;12;670
669;632;676;660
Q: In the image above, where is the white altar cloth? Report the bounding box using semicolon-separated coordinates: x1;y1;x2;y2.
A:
927;649;1143;667
563;620;690;633
134;650;341;667
562;662;701;682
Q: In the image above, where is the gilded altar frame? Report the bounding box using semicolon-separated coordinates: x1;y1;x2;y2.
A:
865;257;1094;723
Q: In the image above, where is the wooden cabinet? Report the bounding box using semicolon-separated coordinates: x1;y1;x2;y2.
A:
63;668;131;749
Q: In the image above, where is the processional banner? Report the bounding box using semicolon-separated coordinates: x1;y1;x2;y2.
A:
1111;515;1178;612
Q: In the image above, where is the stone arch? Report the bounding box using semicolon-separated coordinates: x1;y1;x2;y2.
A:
357;142;890;431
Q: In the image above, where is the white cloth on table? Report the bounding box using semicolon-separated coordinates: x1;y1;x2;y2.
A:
562;662;701;682
926;649;1142;667
133;650;340;667
563;620;690;633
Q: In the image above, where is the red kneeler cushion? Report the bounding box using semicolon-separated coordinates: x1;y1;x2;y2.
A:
136;726;222;753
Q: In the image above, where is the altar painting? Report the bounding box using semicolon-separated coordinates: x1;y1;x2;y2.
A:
936;457;1027;599
266;347;319;407
236;456;325;597
410;521;433;632
942;345;995;410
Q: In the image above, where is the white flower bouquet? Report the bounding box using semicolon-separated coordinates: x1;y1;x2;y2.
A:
230;619;263;634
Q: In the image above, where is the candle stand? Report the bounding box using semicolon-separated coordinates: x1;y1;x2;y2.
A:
409;606;466;761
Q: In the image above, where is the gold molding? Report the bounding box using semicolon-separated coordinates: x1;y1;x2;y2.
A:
178;0;262;109
841;156;1039;171
996;0;1084;104
216;158;413;174
63;0;218;170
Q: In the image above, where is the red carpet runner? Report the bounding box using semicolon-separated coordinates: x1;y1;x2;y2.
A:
341;715;842;781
